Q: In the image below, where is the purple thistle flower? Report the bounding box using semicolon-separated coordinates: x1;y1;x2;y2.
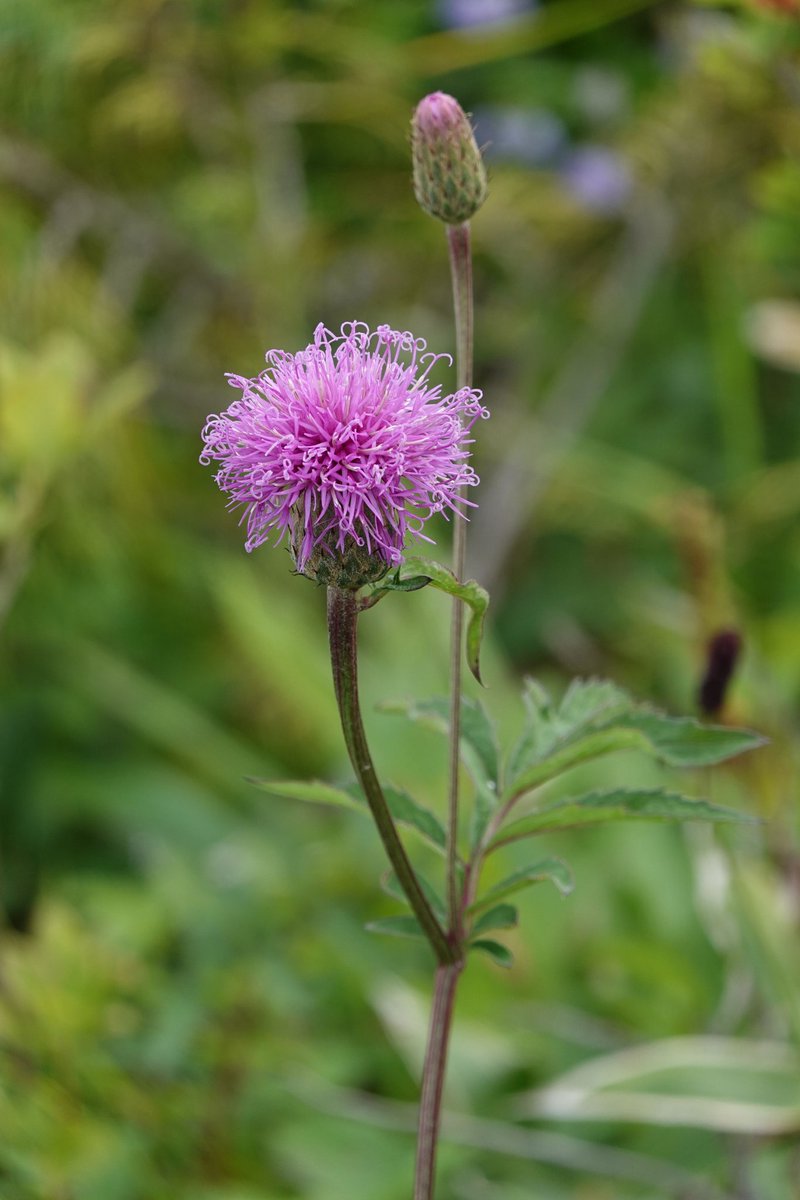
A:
201;321;488;585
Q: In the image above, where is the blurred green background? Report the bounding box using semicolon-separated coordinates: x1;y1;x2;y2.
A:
2;0;800;1196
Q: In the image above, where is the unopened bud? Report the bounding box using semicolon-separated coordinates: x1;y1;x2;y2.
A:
411;92;488;225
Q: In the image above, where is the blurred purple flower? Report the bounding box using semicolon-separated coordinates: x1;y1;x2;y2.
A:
201;322;488;572
436;0;535;32
561;145;631;214
474;105;566;167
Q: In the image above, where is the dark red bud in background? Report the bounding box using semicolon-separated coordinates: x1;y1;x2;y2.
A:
698;629;743;718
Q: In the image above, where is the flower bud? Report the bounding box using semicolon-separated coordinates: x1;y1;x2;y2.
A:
411;92;488;225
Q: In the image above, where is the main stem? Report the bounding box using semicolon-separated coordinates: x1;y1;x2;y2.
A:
413;960;462;1200
327;586;456;966
445;220;473;933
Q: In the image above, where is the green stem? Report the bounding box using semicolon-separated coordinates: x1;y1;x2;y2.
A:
448;223;474;393
410;219;474;1200
327;586;457;966
413;961;463;1200
445;220;474;934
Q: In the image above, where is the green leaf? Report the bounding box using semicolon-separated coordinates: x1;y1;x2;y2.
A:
491;788;756;850
382;871;447;923
376;782;450;859
471;903;518;937
365;915;426;940
252;777;447;857
379;694;500;849
615;711;766;768
247;778;363;812
397;556;490;685
557;677;634;730
468;858;575;914
471;939;514;968
506;679;558;782
505;726;646;802
507;678;634;785
367;573;431;597
504;678;764;803
358;782;448;855
358;571;430;612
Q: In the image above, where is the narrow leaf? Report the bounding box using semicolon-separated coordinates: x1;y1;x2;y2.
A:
491;788;756;850
398;555;489;685
345;781;448;855
471;903;518;937
471;938;514;968
382;870;447;923
370;573;431;596
253;777;448;858
616;712;766;768
365;915;426;940
384;784;448;854
383;574;431;592
247;778;363;811
468;858;575;914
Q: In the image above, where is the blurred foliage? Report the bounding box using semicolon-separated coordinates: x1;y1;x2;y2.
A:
1;0;800;1196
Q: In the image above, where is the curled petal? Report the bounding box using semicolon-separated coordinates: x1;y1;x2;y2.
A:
201;321;488;577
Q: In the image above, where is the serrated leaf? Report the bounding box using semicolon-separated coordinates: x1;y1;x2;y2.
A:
506;679;559;781
382;871;447;923
507;678;633;785
397;556;489;685
365;915;426;940
505;726;646;802
247;778;363;811
471;939;514;968
557;678;634;730
615;712;766;768
344;781;448;855
491;788;756;850
505;679;764;803
471;903;518;937
468;858;575;914
380;695;500;849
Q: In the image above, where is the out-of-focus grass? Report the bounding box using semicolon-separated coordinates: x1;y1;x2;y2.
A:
1;0;800;1196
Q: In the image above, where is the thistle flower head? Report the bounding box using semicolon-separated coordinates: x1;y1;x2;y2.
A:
411;91;488;225
201;322;488;588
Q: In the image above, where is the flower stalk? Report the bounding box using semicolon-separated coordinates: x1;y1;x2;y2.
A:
326;585;457;966
445;220;474;934
410;89;485;1200
413;222;476;1200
